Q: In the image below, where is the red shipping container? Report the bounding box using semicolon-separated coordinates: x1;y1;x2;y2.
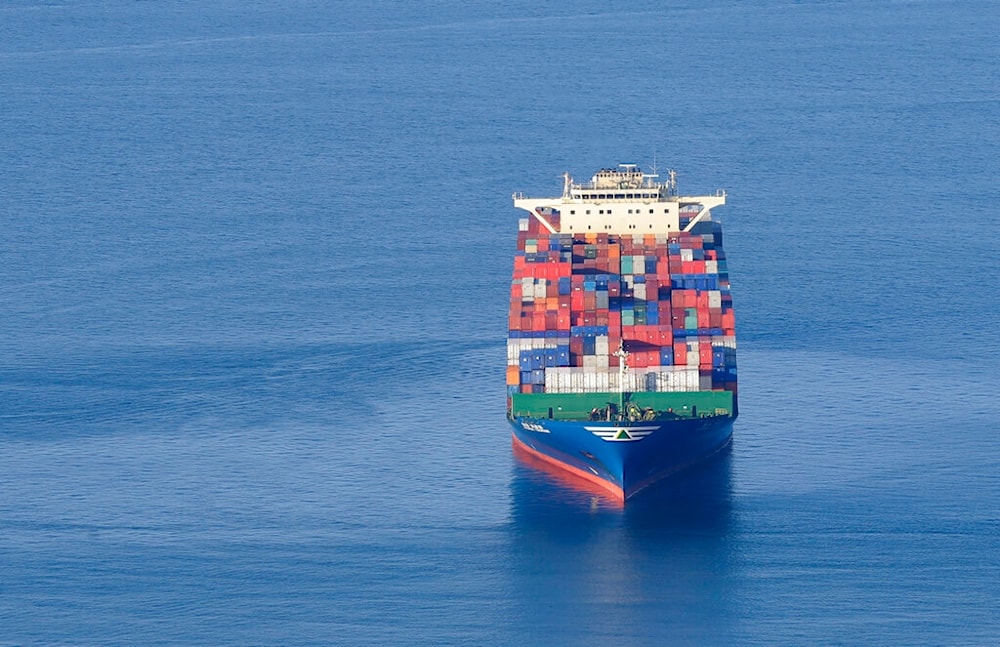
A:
673;341;687;365
699;345;712;365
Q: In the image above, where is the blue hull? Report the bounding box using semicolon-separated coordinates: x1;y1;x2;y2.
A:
509;414;734;500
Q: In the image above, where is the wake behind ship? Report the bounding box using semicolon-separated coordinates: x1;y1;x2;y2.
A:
506;164;738;501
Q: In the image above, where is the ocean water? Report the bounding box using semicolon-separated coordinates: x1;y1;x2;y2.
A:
1;1;998;645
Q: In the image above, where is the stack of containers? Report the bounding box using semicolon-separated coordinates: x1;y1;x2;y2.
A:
507;214;736;397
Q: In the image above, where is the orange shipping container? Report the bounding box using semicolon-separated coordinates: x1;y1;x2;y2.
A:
506;366;520;386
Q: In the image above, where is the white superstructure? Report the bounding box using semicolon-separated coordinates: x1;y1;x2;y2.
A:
513;163;725;235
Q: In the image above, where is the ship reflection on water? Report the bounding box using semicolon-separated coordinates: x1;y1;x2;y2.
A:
506;441;738;643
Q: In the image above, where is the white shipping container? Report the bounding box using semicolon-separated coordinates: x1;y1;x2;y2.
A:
680;248;694;262
533;282;546;299
705;260;718;274
708;290;722;309
659;367;700;391
634;284;647;300
633;256;646;274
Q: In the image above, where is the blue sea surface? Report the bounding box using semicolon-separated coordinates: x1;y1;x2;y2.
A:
1;1;998;645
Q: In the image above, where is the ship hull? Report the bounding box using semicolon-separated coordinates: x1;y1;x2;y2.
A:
509;414;734;501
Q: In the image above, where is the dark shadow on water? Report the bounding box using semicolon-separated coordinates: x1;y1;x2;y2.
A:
509;441;734;537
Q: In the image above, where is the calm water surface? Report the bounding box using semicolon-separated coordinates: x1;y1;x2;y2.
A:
1;1;997;645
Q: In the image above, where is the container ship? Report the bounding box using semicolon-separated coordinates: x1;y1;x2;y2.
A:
506;164;738;501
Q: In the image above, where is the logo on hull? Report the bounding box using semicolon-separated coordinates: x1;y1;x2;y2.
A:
584;426;658;442
521;421;550;433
